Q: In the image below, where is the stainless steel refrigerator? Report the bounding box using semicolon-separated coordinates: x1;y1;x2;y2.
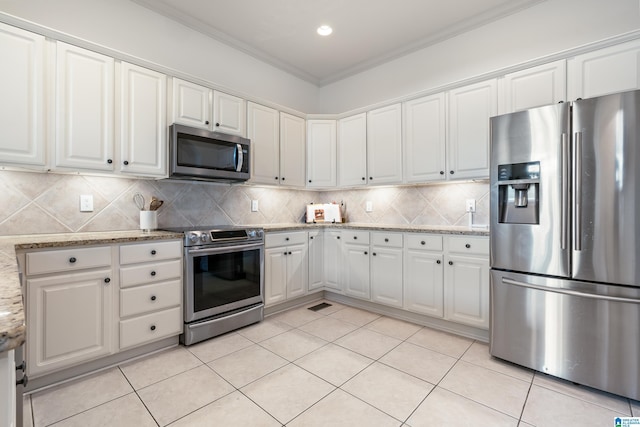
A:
490;89;640;400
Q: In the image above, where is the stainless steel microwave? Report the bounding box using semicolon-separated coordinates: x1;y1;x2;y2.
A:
169;124;250;182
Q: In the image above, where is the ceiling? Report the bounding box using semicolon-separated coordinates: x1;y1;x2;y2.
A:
131;0;544;86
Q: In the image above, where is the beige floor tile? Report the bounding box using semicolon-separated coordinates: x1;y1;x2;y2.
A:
288;389;401;427
365;316;422;340
259;329;327;361
461;341;534;382
240;364;335;424
305;300;348;315
407;388;519;427
439;360;530;418
632;400;640;416
31;368;133;426
533;372;632;415
169;391;280;427
335;328;402;359
298;316;360;341
23;394;33;427
329;306;381;326
119;346;203;390
380;342;456;384
522;384;627;426
50;393;156;427
236;318;292;342
269;306;325;327
406;326;473;358
295;343;373;386
186;332;253;363
342;362;434;421
208;344;288;388
137;365;234;426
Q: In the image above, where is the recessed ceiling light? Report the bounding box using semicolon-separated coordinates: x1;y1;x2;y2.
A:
317;25;333;36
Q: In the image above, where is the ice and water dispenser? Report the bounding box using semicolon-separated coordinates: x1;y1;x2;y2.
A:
497;161;540;224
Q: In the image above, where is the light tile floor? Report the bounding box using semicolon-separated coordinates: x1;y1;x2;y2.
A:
23;301;640;426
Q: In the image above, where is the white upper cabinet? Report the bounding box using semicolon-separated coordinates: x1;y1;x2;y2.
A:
55;42;115;171
279;112;306;187
568;39;640;101
213;91;246;136
403;93;446;182
118;62;167;177
171;78;211;129
337;113;367;187
307;119;337;188
447;79;497;180
499;59;566;114
0;23;46;168
248;102;280;184
367;103;402;185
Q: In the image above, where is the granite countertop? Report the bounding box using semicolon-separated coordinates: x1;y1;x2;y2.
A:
261;222;490;236
0;230;183;354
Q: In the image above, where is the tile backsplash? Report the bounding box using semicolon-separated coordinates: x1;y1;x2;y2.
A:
0;171;489;235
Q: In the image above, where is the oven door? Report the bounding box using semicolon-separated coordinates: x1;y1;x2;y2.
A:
184;242;264;323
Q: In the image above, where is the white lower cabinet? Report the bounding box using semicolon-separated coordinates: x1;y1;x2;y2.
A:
308;231;324;291
264;232;308;306
403;234;444;317
370;232;403;308
0;349;16;427
342;231;370;299
323;230;342;292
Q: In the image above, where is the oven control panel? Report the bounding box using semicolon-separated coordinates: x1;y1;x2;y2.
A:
183;228;264;247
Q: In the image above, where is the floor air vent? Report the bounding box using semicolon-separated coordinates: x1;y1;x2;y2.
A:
307;302;332;312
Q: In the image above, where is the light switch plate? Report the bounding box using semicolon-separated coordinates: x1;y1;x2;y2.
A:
365;201;373;212
251;200;259;212
465;199;476;213
80;194;94;212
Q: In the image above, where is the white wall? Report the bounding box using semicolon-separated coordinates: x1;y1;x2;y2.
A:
317;0;640;113
0;0;319;112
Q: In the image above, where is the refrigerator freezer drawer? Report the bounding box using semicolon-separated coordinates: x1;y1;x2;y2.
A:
490;269;640;400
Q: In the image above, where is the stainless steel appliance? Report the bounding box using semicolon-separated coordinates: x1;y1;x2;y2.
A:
165;226;264;345
169;124;250;182
490;90;640;400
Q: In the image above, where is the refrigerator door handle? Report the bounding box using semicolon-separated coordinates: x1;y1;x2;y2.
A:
573;131;582;251
502;277;640;304
561;132;568;250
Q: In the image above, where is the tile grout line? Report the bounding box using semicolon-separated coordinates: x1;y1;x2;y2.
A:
116;365;161;427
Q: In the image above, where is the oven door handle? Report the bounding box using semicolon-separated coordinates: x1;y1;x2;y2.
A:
187;242;264;255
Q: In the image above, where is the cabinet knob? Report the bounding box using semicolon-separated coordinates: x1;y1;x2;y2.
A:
437;260;441;264
16;375;28;388
449;261;453;265
107;159;113;164
285;237;289;241
104;277;111;283
282;177;286;181
205;120;210;125
275;177;279;180
150;325;156;331
369;177;373;180
69;257;77;263
465;243;471;249
123;160;129;166
353;236;357;240
364;251;368;255
439;171;444;175
384;238;389;242
215;122;220;127
151;295;157;301
362;177;365;181
288;251;292;255
151;250;157;255
310;236;314;240
337;236;341;239
150;271;157;276
421;241;426;245
450;171;455;175
284;252;287;255
309;180;312;183
373;252;377;256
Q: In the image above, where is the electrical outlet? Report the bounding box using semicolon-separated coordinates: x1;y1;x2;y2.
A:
365;201;373;212
80;194;94;212
465;199;476;213
251;200;259;212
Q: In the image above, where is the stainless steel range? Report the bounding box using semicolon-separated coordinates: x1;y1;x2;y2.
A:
164;226;265;345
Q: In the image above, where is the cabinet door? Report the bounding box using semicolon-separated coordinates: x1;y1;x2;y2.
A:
500;60;566;114
447;79;496;180
343;242;370;299
279;112;306;187
444;255;489;329
367;103;402;185
338;113;367;187
0;23;46;167
264;247;287;306
307;120;337;187
323;231;342;292
119;62;167;177
404;250;444;317
248;102;280;184
371;247;403;307
568;39;640;101
286;243;308;299
213;91;246;136
55;42;114;171
308;232;324;291
27;269;114;377
0;350;16;427
171;78;211;129
403;94;446;182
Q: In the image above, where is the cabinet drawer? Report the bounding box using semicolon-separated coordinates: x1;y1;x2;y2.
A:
120;240;182;265
120;279;182;317
447;236;489;256
120;259;182;288
371;232;403;248
120;306;182;350
26;246;111;275
406;234;443;251
342;230;370;244
265;231;307;248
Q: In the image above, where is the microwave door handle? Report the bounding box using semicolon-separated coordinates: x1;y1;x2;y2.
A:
235;144;243;172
